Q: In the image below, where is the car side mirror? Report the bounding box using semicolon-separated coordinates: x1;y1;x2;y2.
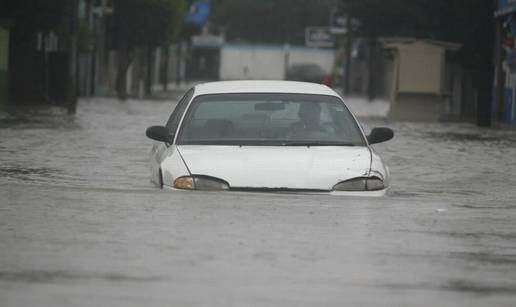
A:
367;127;394;145
146;126;171;143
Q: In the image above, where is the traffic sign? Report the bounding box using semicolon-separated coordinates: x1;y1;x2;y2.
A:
330;12;360;34
305;27;334;48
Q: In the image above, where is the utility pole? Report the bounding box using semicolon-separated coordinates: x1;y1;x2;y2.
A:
343;11;353;96
176;41;182;86
162;44;169;91
367;33;377;101
477;0;495;127
93;0;111;96
66;0;79;114
284;43;290;80
114;0;129;100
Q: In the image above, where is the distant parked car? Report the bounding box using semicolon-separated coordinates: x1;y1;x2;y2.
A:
146;80;394;196
286;63;333;86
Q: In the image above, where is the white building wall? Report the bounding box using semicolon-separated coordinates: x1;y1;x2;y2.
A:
220;44;335;80
220;46;284;80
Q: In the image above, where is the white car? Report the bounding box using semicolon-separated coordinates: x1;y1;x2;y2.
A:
146;80;393;196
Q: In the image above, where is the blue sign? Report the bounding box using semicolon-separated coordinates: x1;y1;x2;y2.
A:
496;0;516;16
499;0;516;9
186;0;210;25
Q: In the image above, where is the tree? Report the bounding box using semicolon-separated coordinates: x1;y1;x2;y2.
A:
211;0;338;44
114;0;187;99
341;0;442;99
341;0;494;116
3;0;78;112
2;0;68;33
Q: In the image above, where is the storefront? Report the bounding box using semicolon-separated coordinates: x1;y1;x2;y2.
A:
494;0;516;126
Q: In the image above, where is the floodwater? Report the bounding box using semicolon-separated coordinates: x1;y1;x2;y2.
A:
1;96;516;307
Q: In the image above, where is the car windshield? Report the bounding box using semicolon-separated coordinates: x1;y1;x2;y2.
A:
177;93;366;146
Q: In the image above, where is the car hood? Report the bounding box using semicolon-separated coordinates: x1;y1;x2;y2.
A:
177;145;371;190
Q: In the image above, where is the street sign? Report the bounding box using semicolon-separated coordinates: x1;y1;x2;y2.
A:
192;34;225;47
305;27;334;48
496;0;516;16
329;12;360;34
330;12;347;34
186;0;210;25
499;0;516;9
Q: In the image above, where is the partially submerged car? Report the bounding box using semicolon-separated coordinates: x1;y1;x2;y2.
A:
146;80;393;196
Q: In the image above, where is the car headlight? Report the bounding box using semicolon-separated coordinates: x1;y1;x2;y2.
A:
174;176;230;191
333;177;385;191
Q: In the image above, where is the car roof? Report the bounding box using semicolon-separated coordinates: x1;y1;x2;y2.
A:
193;80;340;97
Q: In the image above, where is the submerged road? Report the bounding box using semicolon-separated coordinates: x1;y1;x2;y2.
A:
1;97;516;306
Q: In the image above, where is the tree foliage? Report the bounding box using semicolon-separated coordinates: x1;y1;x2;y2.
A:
211;0;339;44
342;0;494;125
114;0;187;99
345;0;482;37
1;0;69;33
116;0;187;48
210;0;490;58
342;0;491;64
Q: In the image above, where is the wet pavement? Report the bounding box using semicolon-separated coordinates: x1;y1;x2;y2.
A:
1;97;516;306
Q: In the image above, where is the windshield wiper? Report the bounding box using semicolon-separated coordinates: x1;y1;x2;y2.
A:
281;141;356;147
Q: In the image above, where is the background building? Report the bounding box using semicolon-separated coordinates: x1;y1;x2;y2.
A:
383;38;462;121
218;44;334;81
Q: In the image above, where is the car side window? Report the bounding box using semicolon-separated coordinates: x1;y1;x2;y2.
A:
165;89;194;136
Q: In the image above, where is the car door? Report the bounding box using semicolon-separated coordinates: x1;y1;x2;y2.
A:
150;89;194;186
